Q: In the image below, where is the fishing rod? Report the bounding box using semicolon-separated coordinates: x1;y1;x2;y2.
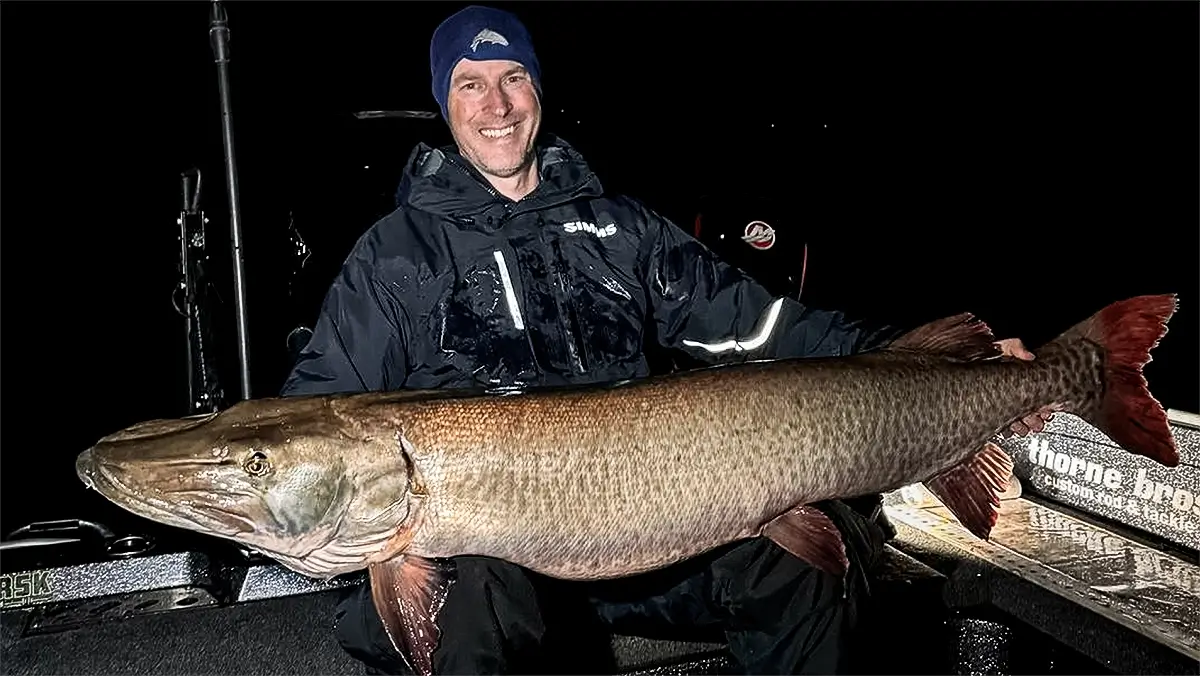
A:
175;169;226;415
209;0;252;400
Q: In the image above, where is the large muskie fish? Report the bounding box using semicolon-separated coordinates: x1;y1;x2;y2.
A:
77;294;1181;675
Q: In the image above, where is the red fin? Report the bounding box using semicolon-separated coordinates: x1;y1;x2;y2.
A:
924;441;1014;540
762;505;849;577
1060;294;1179;467
368;556;456;676
885;312;1002;362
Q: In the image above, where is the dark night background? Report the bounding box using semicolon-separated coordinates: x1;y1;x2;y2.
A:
1;1;1196;538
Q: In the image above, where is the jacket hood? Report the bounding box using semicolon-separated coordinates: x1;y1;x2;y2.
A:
395;133;604;224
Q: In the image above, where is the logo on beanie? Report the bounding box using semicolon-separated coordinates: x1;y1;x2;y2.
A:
470;28;510;52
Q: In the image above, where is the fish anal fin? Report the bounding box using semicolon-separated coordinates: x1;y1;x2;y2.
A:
762;505;849;578
924;441;1015;540
367;556;456;676
885;312;1001;362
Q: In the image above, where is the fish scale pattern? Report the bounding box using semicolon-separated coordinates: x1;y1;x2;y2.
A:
392;340;1106;580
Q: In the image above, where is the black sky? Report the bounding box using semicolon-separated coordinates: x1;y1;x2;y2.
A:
2;1;1197;534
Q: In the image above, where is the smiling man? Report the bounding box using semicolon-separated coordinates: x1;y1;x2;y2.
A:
441;61;540;199
429;5;543;203
282;5;1050;675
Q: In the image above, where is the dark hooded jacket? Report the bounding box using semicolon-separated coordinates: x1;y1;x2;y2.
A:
280;134;897;397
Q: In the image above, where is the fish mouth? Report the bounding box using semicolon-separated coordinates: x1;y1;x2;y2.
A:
76;448;98;490
76;447;253;538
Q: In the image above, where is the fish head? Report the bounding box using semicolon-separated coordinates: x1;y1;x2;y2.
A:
76;396;419;578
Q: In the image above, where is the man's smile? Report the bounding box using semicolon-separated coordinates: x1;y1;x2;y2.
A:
480;123;518;139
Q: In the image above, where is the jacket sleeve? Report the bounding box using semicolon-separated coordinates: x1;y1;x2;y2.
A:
636;205;900;363
279;253;409;397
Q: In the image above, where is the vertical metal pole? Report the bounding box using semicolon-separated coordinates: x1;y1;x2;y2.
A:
209;0;252;400
179;172;197;413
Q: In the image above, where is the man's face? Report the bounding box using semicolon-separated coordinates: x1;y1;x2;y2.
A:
446;58;541;180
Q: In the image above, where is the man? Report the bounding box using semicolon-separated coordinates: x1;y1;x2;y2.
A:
281;5;1050;674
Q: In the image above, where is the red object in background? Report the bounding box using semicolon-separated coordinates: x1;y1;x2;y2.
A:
692;206;808;300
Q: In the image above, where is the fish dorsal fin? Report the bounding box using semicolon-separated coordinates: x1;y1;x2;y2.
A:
368;556;456;676
923;441;1015;540
761;505;849;578
884;312;1001;362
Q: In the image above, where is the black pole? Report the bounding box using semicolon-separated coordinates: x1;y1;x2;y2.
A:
209;0;252;400
179;171;198;413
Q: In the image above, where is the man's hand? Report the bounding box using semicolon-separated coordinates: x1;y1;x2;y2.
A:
995;338;1055;437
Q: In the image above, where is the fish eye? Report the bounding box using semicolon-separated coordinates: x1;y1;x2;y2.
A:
243;451;272;477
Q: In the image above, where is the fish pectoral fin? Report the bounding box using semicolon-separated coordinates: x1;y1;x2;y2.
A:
367;556;456;676
923;441;1015;540
761;505;849;578
883;312;1001;362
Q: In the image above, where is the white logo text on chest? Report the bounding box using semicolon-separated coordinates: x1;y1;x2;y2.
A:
562;220;618;238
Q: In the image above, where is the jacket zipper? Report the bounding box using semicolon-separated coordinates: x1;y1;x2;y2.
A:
545;232;589;375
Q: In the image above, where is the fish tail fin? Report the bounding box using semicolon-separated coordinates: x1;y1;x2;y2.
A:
1052;294;1179;468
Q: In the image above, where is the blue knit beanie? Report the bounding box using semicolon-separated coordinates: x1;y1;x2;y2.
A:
430;5;543;120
